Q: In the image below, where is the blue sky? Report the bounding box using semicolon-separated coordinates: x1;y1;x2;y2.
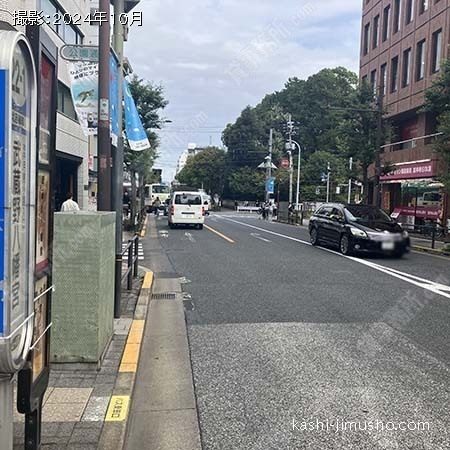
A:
125;0;363;181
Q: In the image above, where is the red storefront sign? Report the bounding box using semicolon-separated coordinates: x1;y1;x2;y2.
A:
391;206;440;219
381;160;437;181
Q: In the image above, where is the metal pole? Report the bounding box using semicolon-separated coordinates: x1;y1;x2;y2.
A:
0;376;13;450
266;129;273;202
97;0;111;211
326;162;331;203
127;240;133;290
112;0;125;318
374;84;384;208
293;140;301;210
287;114;293;205
348;157;353;204
133;235;139;277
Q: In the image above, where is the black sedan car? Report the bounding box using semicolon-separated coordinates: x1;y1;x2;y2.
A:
309;203;411;257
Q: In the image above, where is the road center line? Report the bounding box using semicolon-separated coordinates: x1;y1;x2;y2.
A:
204;224;235;244
223;217;450;299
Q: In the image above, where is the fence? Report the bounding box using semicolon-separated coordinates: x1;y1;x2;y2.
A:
121;234;140;290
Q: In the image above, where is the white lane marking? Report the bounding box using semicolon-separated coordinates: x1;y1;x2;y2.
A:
250;233;271;243
184;232;196;243
223;217;450;300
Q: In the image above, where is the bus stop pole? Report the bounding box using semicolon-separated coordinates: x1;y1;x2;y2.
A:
0;376;13;450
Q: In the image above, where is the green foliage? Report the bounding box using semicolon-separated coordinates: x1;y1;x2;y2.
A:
423;59;450;190
227;167;265;200
176;147;227;195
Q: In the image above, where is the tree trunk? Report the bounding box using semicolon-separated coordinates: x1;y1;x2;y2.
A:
131;169;137;228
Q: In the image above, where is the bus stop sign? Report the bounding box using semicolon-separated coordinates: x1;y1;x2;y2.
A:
0;31;37;374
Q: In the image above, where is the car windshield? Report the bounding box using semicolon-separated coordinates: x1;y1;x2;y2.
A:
344;205;392;222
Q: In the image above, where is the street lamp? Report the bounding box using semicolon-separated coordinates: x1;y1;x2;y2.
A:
287;140;302;210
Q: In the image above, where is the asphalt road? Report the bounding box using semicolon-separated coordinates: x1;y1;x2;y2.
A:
151;211;450;450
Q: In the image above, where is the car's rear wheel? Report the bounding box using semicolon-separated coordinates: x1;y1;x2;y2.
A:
340;234;353;255
168;222;174;229
310;227;319;246
198;224;203;230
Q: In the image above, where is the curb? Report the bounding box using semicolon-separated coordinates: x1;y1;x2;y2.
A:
98;270;154;450
412;245;450;257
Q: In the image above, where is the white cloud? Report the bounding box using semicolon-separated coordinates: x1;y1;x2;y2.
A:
125;0;362;181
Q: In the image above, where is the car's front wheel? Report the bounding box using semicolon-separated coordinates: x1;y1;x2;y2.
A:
340;234;353;255
310;227;319;246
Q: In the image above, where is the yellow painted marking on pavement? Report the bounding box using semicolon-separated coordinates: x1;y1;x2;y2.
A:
105;396;130;422
119;320;146;372
142;271;154;289
204;224;235;244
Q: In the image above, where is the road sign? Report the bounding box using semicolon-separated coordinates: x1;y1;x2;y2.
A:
281;158;290;169
60;45;99;62
0;31;37;373
266;178;275;194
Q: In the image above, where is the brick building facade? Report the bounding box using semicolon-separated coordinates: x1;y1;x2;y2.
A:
360;0;450;227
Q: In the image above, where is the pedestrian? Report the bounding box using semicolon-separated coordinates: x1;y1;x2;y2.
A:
273;202;278;220
235;200;239;211
153;197;161;215
61;192;80;212
123;191;131;218
268;202;274;221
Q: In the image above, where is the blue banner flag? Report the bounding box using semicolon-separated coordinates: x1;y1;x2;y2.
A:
266;178;275;195
123;79;150;151
110;53;119;146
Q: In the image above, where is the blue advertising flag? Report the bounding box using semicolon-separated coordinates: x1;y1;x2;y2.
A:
266;178;275;195
123;79;150;151
110;53;119;146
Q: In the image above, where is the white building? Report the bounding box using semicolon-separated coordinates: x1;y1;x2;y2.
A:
175;143;206;176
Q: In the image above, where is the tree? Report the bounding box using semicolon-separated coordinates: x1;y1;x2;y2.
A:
423;59;450;190
176;147;227;195
123;75;168;225
227;167;265;200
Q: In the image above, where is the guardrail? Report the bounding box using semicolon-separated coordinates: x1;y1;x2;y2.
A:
400;222;449;249
121;234;139;290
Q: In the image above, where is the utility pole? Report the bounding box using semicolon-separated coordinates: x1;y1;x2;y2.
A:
326;162;331;203
97;0;111;211
348;157;353;204
287;114;294;205
374;82;384;208
112;0;125;318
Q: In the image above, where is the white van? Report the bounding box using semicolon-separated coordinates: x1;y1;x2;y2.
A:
168;191;205;229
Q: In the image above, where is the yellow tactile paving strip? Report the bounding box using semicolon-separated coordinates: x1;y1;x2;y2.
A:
119;320;145;373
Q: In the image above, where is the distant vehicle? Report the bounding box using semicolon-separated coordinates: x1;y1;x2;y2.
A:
168;191;205;229
145;183;170;212
309;203;410;257
417;191;442;208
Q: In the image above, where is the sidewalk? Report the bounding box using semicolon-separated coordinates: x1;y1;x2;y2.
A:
13;263;147;449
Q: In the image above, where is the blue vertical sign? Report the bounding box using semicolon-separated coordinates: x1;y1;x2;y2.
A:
123;79;150;151
266;178;275;195
109;53;119;146
0;70;6;335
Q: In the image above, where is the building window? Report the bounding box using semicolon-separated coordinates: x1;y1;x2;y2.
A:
41;0;84;44
402;48;412;87
363;23;370;55
431;29;442;73
373;15;380;49
380;64;387;95
57;82;77;120
416;40;426;81
382;5;391;42
370;69;377;93
406;0;414;24
391;56;399;92
419;0;429;14
393;0;401;33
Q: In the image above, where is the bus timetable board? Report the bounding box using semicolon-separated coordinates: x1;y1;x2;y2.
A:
0;31;37;374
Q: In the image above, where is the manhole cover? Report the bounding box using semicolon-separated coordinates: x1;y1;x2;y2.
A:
151;293;177;300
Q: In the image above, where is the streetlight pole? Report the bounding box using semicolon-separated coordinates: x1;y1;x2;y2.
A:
267;128;273;202
287;114;294;205
289;139;302;210
348;157;353;204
